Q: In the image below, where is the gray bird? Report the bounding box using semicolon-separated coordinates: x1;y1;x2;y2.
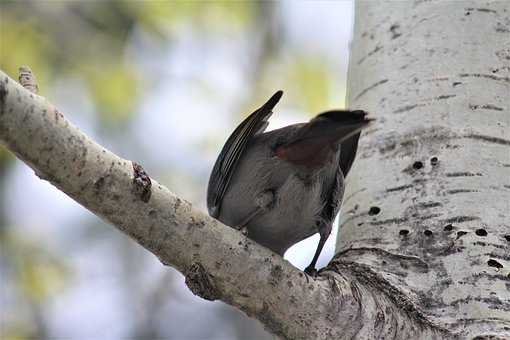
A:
207;91;372;275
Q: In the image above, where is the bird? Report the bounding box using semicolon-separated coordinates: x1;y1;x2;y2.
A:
207;90;372;275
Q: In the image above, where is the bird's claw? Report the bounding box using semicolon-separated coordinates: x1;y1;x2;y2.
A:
240;226;249;236
304;266;318;278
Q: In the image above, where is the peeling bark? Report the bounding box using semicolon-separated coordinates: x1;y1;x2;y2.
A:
341;0;510;338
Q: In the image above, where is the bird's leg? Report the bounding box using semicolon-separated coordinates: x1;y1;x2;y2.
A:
304;222;332;276
233;189;275;236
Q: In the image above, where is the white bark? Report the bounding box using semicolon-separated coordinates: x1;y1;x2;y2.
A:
340;0;510;337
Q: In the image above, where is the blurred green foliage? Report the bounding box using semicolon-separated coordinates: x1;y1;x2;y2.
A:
286;56;332;114
0;1;257;125
1;230;69;301
125;0;255;32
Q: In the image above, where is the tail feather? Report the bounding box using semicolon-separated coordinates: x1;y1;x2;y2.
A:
275;110;373;169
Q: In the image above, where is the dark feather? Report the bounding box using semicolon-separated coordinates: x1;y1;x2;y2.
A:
321;164;345;222
207;91;283;218
275;110;372;170
314;109;368;123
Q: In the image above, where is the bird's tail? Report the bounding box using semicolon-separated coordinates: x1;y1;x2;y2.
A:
275;110;373;169
303;109;373;143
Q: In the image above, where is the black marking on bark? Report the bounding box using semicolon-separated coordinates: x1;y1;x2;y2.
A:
469;103;504;111
367;126;456;159
456;231;468;239
424;230;433;237
368;206;381;215
452;81;462;86
475;229;488;237
446;172;483;177
465;7;497;14
426;77;450;82
430;157;439;166
354;79;388;101
445;216;479;224
393;103;425;114
466;133;510;146
459;73;510;84
389;24;401;39
357;45;383;65
93;176;106;196
418;213;442;221
371;217;408;226
132;162;152;203
418;202;442;209
444;224;453;232
392;96;454;114
413;161;424;170
435;94;456;101
504;235;510;242
487;259;503;269
335;247;429;271
386;184;413;192
399;229;409;236
447;189;478;195
185;263;220;301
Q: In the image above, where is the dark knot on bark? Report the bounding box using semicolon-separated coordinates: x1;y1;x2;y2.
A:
132;161;152;202
185;262;220;301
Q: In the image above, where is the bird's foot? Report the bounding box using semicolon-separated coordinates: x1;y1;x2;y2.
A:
240;226;249;236
304;265;318;278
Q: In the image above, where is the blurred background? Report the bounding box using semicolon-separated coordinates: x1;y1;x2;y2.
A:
0;1;353;339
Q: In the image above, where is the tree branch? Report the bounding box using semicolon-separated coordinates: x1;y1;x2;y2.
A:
0;70;451;339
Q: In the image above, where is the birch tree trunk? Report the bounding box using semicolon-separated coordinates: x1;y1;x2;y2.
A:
1;1;509;339
340;0;510;337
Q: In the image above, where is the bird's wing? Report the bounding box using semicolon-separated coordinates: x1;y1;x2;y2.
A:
207;90;283;218
320;163;346;223
319;110;372;223
338;131;361;178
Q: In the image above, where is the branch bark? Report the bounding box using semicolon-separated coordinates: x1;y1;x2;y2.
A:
0;69;452;339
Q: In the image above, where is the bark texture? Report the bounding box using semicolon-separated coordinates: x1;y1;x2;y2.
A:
340;0;510;338
0;70;451;339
